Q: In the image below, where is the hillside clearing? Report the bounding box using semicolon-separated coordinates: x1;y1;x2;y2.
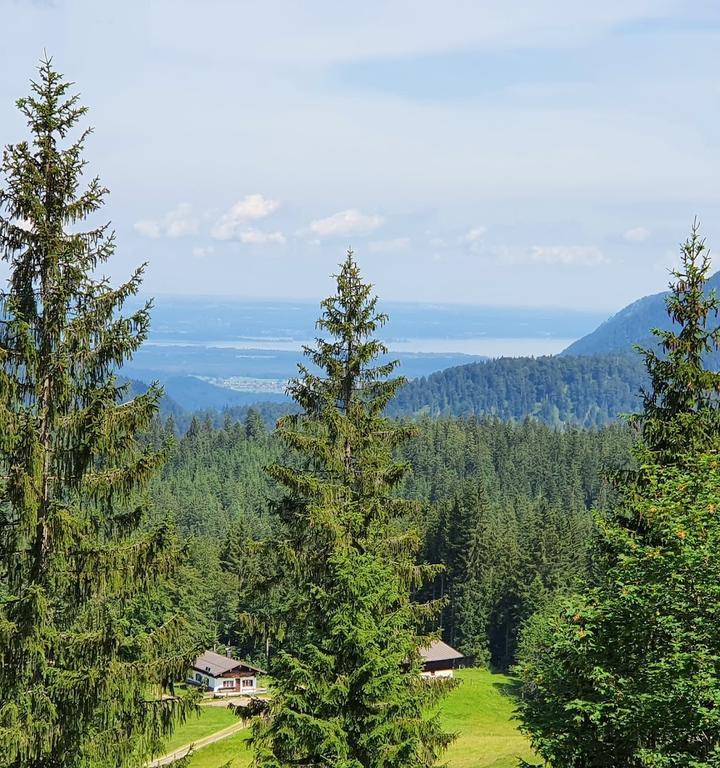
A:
164;668;533;768
440;668;534;768
162;706;239;754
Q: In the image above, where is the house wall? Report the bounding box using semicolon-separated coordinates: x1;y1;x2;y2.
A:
214;674;257;695
188;670;257;693
421;668;454;679
189;670;219;689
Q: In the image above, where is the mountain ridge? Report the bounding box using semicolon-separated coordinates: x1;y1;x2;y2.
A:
387;352;646;427
562;270;720;357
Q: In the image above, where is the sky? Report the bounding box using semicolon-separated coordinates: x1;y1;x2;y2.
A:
2;0;720;311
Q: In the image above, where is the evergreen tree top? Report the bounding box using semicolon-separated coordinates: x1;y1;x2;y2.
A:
1;56;118;273
634;220;720;463
289;249;404;419
274;250;414;538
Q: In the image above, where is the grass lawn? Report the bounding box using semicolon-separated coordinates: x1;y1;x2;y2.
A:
180;667;534;768
162;706;240;753
440;668;534;768
184;728;252;768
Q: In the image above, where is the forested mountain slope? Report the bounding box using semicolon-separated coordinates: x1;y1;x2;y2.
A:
146;414;634;668
388;353;646;427
562;270;720;356
131;352;646;431
122;376;187;419
135;270;718;429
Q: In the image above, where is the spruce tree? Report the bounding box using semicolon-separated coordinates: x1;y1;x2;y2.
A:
245;407;266;440
635;219;720;462
0;60;197;767
516;223;720;767
453;488;516;666
250;251;454;768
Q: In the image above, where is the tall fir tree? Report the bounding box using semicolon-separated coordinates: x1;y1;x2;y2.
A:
245;407;267;441
453;488;517;666
516;223;720;767
249;251;454;768
0;60;198;767
635;219;720;463
219;515;279;663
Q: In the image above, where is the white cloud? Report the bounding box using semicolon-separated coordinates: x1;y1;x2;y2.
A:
211;194;280;240
237;229;286;245
525;245;608;265
462;226;487;243
369;237;410;253
460;226;488;253
309;209;383;237
623;226;651;243
192;245;215;258
484;245;608;266
134;220;161;238
231;193;279;220
134;203;198;239
11;217;35;233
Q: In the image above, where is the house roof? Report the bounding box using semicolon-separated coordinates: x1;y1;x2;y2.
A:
419;639;464;664
191;650;264;677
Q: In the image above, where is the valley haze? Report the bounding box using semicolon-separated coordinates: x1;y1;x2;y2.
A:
124;294;608;406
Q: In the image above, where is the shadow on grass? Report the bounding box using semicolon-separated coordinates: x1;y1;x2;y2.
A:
489;674;522;701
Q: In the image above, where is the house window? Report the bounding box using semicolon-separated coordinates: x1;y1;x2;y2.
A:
195;673;202;682
223;679;234;688
241;678;254;688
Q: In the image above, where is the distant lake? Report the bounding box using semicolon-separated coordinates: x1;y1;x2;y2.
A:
145;336;577;357
387;337;577;356
123;297;605;404
136;295;607;354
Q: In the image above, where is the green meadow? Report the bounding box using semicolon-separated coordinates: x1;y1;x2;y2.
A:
166;668;533;768
162;706;240;754
439;669;534;768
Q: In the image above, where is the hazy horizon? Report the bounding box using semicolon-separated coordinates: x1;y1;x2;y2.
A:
3;1;720;312
134;291;618;313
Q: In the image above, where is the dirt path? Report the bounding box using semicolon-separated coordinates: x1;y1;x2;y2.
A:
147;721;247;767
199;695;249;707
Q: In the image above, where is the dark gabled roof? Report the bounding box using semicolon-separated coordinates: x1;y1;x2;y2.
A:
191;650;264;677
419;639;464;664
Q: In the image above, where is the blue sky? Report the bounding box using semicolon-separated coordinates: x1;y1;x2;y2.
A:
2;0;720;310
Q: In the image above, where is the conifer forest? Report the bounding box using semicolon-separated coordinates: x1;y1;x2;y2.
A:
2;9;720;768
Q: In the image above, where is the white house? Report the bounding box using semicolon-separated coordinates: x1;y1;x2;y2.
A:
188;650;264;695
419;639;464;678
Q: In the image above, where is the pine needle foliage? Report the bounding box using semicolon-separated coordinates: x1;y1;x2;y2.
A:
0;60;198;768
516;223;720;767
251;251;454;768
516;454;720;768
634;219;720;463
